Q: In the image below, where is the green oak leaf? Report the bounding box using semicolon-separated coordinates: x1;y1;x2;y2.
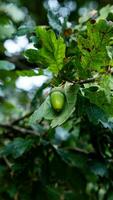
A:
25;27;66;75
29;83;79;128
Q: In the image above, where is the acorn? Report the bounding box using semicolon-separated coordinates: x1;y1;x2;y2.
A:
50;89;65;112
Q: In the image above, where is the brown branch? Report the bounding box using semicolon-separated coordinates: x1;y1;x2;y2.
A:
64;147;88;154
65;74;99;85
11;111;33;125
3;156;12;169
0;123;39;136
0;54;38;70
64;66;113;85
7;56;37;70
73;76;97;84
14;193;19;200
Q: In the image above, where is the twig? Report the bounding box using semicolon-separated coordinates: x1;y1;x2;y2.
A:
3;156;12;169
74;76;97;84
0;124;39;136
6;55;37;70
64;147;88;154
65;74;99;85
64;67;113;85
11;111;33;125
14;193;19;200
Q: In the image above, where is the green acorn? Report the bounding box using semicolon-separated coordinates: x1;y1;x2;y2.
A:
50;89;65;112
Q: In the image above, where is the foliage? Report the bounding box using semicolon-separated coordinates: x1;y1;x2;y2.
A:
1;0;113;200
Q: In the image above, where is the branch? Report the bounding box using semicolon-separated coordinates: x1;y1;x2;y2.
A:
11;111;33;125
0;54;38;70
14;193;19;200
64;66;113;85
73;76;97;84
3;156;12;169
65;74;99;85
7;55;37;70
64;147;88;154
0;123;40;136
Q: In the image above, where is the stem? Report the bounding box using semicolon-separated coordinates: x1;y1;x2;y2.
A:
3;156;12;169
63;74;99;85
74;76;97;84
11;111;33;125
0;124;39;136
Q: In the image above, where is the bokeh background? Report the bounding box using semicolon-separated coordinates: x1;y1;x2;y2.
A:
0;0;113;124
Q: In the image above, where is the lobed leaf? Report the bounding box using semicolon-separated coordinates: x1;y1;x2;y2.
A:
25;27;66;75
29;83;79;128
